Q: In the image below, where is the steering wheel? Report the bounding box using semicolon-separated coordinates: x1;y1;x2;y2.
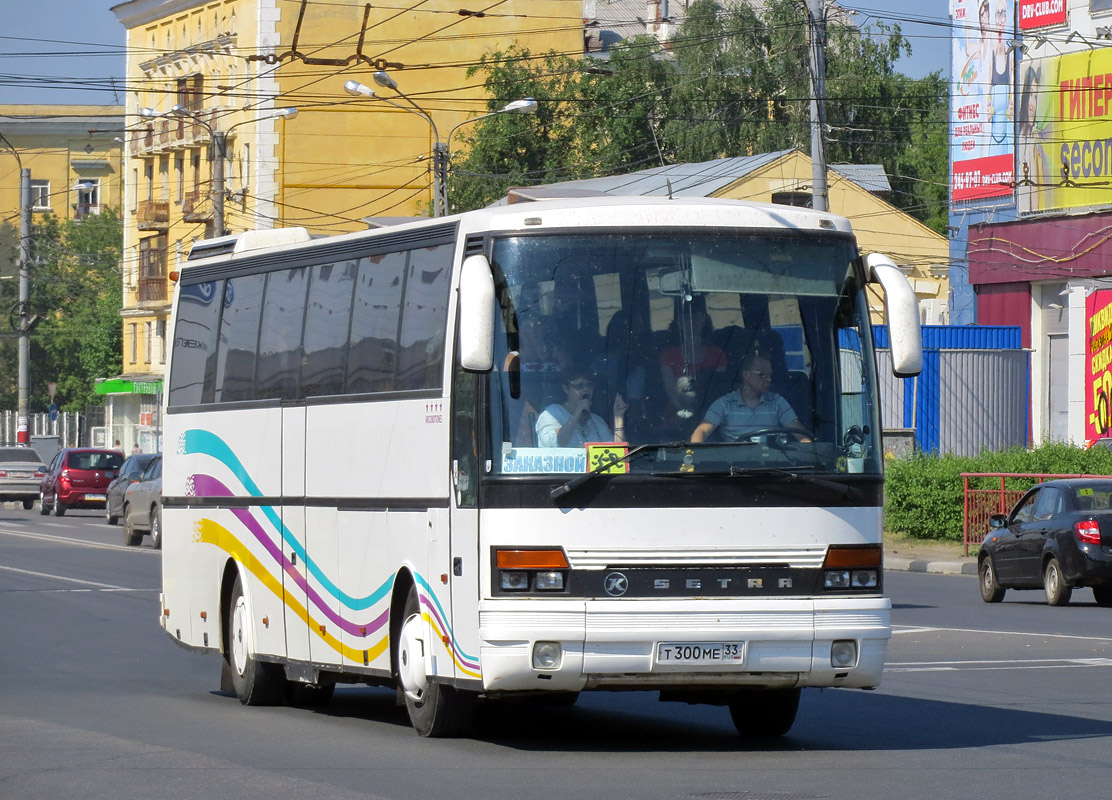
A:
734;426;814;443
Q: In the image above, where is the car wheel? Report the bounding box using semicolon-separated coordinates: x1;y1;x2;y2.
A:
39;491;49;516
105;502;118;526
397;584;475;737
150;505;162;550
53;498;65;517
22;499;33;510
728;688;802;738
1093;585;1112;607
226;574;286;706
1044;557;1073;606
979;557;1006;603
122;505;142;547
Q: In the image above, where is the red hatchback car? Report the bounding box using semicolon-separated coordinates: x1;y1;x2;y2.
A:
39;448;124;517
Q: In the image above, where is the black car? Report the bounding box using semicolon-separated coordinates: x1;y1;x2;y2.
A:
105;453;158;525
980;478;1112;606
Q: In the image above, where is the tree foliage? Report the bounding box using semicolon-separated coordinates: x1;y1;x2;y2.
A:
448;0;948;231
16;209;123;412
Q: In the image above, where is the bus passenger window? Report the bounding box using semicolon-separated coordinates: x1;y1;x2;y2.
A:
213;273;265;403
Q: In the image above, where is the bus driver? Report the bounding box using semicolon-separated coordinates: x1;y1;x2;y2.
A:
690;351;810;443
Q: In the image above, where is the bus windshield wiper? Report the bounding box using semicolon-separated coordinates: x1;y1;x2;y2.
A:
718;466;860;500
549;442;685;501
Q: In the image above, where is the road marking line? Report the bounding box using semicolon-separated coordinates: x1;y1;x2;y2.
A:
0;563;140;590
887;658;1112;672
0;528;153;553
892;623;1112;643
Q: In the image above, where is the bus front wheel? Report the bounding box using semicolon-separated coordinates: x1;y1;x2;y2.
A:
397;584;474;737
226;574;285;706
728;688;801;738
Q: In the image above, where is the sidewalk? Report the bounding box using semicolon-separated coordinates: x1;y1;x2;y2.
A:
883;535;978;576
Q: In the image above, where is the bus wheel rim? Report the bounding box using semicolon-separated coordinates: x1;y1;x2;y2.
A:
231;595;249;675
398;613;428;701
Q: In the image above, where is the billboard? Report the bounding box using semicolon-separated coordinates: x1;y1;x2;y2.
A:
1019;0;1065;29
951;0;1015;201
1087;290;1112;440
1017;49;1112;214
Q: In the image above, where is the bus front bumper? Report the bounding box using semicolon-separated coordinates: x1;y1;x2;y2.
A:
477;596;890;695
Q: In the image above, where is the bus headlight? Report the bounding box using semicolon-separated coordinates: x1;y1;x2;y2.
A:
500;571;530;591
824;570;850;588
533;641;562;669
851;569;877;588
534;571;565;591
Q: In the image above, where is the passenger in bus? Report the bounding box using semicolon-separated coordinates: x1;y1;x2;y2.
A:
690;352;811;443
658;300;728;421
535;368;628;448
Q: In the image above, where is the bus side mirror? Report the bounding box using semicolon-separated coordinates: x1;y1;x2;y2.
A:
865;253;922;378
458;254;495;372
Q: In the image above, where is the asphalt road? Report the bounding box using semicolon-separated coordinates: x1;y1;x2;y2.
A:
2;504;1111;800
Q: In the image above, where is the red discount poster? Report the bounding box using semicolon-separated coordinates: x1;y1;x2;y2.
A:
1086;290;1112;440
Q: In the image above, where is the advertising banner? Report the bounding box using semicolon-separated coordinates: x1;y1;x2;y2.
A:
951;0;1015;201
1017;49;1112;214
1019;0;1065;29
1086;290;1112;440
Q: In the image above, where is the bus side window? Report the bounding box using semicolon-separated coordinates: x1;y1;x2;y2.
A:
347;252;406;394
302;260;356;397
167;279;222;407
397;244;452;392
255;267;309;401
213;273;265;403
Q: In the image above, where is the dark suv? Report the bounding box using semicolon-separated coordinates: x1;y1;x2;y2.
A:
39;448;124;517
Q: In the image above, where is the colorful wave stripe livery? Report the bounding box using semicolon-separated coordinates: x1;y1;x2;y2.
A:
179;428;481;678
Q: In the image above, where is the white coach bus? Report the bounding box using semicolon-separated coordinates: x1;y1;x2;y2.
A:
161;197;921;738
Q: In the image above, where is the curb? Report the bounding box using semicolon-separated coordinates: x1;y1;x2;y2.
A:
886;556;978;576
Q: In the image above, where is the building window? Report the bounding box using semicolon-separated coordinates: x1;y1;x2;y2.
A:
30;180;50;211
131;168;138;211
130;323;138;364
159;156;169;201
175;156;184;202
146;321;153;364
75;178;100;219
145;162;154;201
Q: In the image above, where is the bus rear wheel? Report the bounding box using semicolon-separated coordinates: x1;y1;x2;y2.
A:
396;584;474;737
728;688;801;738
226;574;285;706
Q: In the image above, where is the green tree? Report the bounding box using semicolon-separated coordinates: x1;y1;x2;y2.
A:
449;0;948;231
26;208;123;412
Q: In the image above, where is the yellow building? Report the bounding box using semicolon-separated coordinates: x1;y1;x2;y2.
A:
0;104;124;279
507;148;951;325
106;0;582;449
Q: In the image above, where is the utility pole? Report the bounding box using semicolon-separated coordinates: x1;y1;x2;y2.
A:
212;131;227;236
806;0;829;213
432;141;449;217
17;168;31;444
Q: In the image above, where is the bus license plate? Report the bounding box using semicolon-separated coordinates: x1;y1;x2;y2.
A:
656;642;744;665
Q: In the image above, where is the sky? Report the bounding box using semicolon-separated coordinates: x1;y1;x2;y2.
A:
0;0;954;107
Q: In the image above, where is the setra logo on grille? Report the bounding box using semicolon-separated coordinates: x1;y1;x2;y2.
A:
603;571;629;596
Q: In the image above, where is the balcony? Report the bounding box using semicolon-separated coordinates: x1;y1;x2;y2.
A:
182;191;212;222
137;200;169;231
138;276;168;304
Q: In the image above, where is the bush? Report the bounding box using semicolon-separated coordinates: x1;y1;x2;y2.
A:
884;443;1112;541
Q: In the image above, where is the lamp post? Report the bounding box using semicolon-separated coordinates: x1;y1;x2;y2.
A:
343;75;536;216
139;105;298;237
0;130;32;443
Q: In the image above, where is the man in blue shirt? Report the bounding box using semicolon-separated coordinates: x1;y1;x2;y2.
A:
690;352;810;443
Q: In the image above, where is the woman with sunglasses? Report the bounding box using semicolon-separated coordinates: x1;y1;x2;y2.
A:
535;368;628;448
690;351;810;443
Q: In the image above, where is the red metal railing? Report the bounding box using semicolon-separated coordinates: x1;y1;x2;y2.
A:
961;472;1112;555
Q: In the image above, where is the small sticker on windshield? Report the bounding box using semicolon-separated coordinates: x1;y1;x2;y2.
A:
586;442;628;474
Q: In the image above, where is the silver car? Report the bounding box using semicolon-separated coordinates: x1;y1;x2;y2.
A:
122;454;162;548
0;446;47;510
105;453;158;525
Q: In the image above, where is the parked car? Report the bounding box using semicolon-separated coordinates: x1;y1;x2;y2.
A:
980;478;1112;606
0;446;47;510
122;454;162;548
104;453;158;525
38;448;124;517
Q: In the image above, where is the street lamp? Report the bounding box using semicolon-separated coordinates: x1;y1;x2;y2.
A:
343;74;536;217
138;105;298;237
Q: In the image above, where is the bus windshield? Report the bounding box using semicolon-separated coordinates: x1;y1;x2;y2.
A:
487;231;880;477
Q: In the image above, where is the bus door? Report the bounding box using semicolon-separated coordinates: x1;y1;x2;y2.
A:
282;403;311;664
448;369;482;686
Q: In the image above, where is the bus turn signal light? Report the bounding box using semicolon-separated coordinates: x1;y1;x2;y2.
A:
496;549;570;569
823;545;882;569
